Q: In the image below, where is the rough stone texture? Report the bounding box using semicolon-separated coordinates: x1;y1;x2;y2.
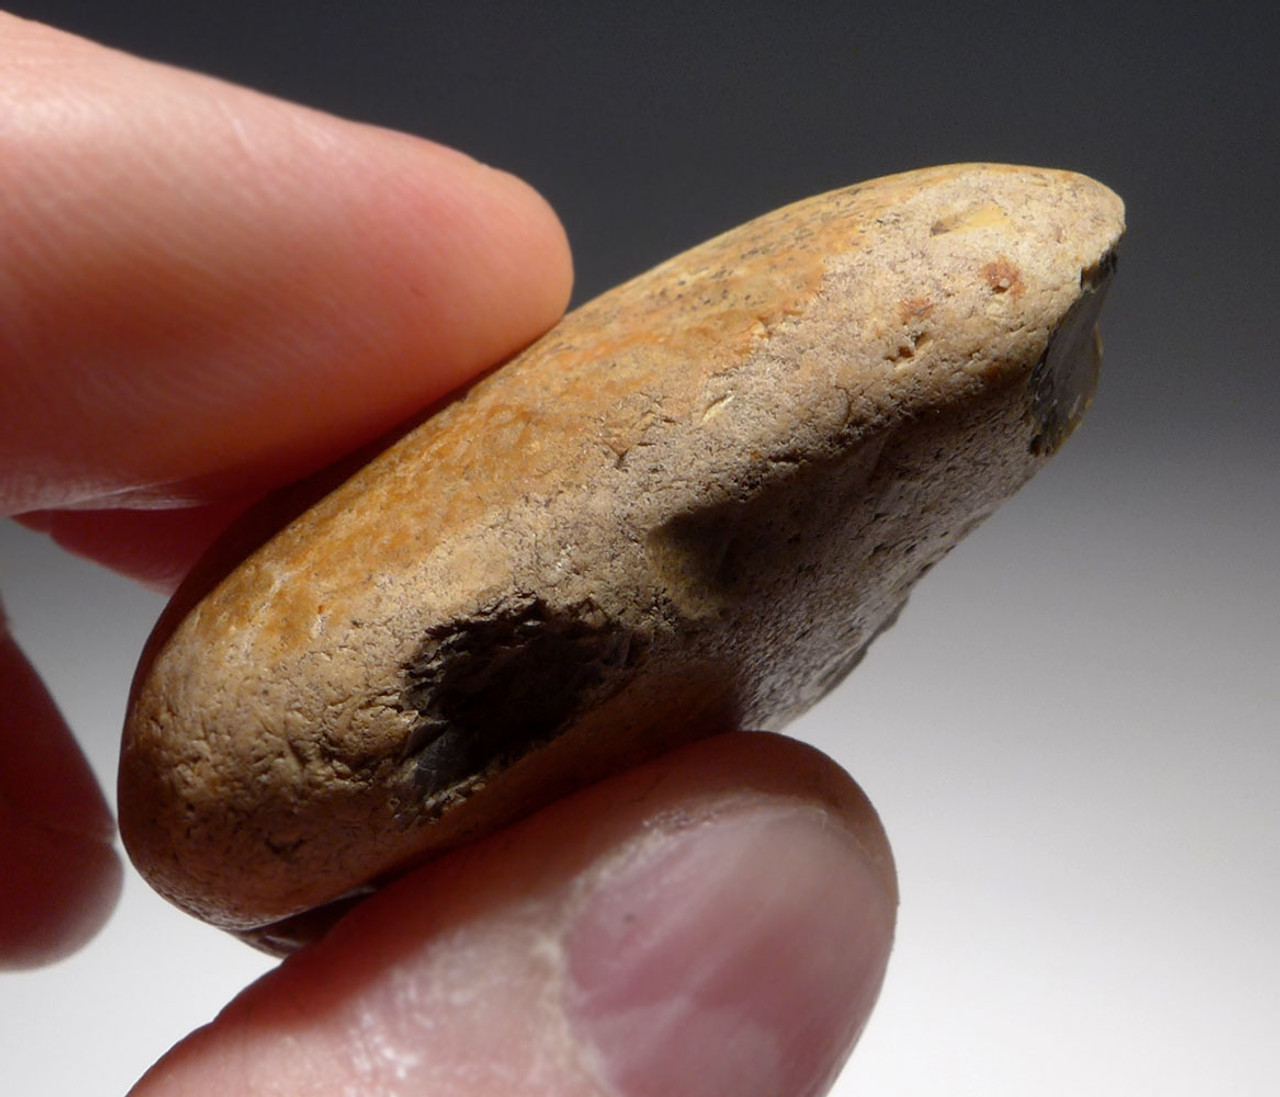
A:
120;163;1124;943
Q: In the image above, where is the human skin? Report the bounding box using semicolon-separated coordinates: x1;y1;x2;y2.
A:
0;12;897;1095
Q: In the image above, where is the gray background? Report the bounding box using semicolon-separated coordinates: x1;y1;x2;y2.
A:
2;1;1277;1093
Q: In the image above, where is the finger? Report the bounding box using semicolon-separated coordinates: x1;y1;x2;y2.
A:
0;12;572;518
0;597;122;968
15;504;253;593
130;733;896;1097
0;11;568;966
18;500;258;596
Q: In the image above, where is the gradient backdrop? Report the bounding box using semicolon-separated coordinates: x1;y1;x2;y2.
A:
3;2;1277;1093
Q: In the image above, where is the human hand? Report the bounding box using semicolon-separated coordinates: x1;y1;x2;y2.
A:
1;13;897;1095
0;4;573;970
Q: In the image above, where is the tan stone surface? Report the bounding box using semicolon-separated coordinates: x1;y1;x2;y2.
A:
120;163;1124;940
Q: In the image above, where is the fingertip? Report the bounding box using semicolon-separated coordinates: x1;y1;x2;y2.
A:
16;501;255;595
0;607;122;966
131;734;895;1096
0;820;123;970
361;134;575;412
440;153;575;327
0;26;575;515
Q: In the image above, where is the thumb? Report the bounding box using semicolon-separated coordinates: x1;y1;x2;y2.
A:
130;734;897;1097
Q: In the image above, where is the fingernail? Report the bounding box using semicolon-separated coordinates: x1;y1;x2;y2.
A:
563;802;895;1097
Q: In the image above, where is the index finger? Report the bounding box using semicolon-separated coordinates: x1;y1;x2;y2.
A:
0;12;573;518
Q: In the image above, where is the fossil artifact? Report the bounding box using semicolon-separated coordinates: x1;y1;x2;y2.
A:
120;163;1124;951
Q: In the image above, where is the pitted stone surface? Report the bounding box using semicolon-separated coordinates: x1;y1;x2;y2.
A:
120;164;1124;943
